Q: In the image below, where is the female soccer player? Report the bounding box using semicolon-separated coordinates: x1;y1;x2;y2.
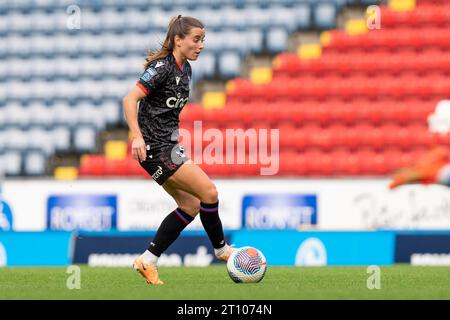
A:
122;15;234;285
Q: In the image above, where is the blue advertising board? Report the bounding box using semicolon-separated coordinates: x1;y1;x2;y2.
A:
395;232;450;264
242;194;317;230
231;230;395;266
47;195;117;231
72;231;232;266
0;232;72;266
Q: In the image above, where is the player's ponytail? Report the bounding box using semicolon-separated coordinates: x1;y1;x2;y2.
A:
144;15;204;69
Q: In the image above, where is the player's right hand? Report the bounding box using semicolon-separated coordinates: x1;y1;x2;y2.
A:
131;137;147;162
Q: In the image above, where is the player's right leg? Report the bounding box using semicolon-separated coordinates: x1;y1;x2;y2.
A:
133;181;200;285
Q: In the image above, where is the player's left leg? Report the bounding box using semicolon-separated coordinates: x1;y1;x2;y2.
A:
165;159;235;261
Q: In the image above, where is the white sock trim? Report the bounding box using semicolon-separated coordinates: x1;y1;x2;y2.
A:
214;244;228;257
141;250;158;265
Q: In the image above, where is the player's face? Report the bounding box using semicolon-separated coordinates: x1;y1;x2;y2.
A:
179;27;205;61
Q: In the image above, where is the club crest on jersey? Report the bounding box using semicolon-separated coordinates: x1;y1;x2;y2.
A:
141;67;156;82
176;76;181;85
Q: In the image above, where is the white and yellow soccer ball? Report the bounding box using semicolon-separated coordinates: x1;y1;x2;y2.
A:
226;246;267;283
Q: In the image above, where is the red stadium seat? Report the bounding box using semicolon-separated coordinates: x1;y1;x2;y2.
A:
325;28;450;51
315;152;334;176
104;159;130;177
279;150;301;175
297;124;323;149
302;103;332;124
78;155;107;176
273;50;450;76
278;123;297;149
383;148;407;172
353;149;375;175
180;103;204;123
309;127;334;151
273;52;301;76
325;124;348;148
303;150;325;176
206;163;233;177
238;162;262;176
407;123;438;147
293;153;309;176
228;105;254;125
326;149;358;175
381;4;450;29
127;157;149;177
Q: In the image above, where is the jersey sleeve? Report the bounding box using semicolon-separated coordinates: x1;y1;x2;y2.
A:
136;61;168;95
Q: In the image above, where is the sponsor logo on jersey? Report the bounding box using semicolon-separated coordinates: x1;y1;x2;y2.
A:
166;95;189;109
155;61;164;68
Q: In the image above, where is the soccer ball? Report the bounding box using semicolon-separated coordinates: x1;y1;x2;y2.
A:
226;246;267;283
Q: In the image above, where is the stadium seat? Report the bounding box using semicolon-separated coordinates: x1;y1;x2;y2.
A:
105;140;128;160
314;2;338;29
292;3;312;29
3;126;28;151
23;149;47;176
190;52;216;79
78;155;106;176
27;126;54;155
50;125;72;153
266;28;289;53
73;124;98;152
279;150;300;175
3;149;23;176
54;166;78;180
218;52;241;78
329;149;360;175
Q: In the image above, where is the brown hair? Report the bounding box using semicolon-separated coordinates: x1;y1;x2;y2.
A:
144;15;204;69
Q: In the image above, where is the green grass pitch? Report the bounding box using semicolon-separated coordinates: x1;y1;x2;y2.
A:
0;265;449;299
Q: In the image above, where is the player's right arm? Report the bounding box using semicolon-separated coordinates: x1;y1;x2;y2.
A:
124;61;168;162
123;85;147;163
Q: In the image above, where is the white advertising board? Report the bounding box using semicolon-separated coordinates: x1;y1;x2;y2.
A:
1;178;449;231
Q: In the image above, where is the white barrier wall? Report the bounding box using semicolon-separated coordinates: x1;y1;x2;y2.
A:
1;178;449;231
